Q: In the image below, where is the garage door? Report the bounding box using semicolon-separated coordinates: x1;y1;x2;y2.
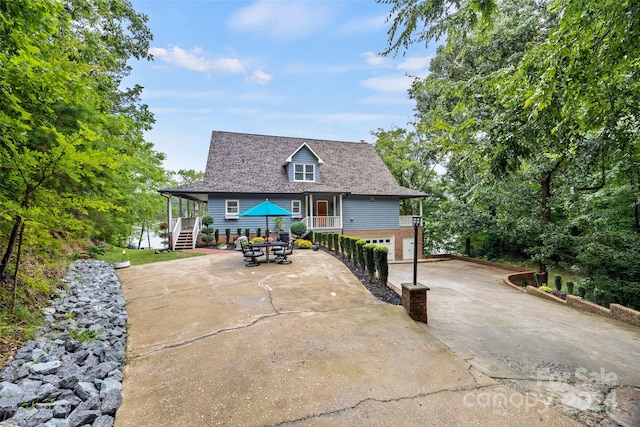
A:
363;236;395;261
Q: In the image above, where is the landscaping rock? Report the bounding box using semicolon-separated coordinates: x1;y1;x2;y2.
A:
0;261;127;426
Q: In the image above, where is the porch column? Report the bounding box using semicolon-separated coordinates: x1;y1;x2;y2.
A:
339;194;343;229
167;195;172;249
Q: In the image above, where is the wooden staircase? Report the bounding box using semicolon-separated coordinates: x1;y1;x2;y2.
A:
174;229;195;250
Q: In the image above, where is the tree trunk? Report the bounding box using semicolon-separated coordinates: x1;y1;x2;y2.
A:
539;171;552;281
137;222;145;249
12;222;26;309
0;217;22;278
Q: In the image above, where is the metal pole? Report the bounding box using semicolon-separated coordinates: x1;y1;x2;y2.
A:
413;218;419;287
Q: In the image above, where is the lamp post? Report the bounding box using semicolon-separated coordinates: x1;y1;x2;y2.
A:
412;215;422;287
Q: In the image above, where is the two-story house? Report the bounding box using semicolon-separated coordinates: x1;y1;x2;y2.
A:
159;131;427;261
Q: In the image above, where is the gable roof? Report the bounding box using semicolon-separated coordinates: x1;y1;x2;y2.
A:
283;142;324;166
160;131;427;199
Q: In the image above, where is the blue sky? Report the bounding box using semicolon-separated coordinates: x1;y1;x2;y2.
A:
125;0;436;173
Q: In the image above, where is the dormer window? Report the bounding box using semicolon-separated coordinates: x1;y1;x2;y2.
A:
294;163;315;182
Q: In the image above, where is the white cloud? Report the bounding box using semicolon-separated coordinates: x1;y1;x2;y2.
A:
362;51;389;67
246;70;273;85
149;46;245;74
397;56;432;71
228;1;332;41
361;74;415;93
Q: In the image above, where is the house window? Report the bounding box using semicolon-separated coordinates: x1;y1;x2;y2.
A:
291;200;302;218
225;200;239;219
294;163;315;182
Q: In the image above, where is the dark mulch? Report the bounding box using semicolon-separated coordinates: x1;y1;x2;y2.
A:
320;248;402;305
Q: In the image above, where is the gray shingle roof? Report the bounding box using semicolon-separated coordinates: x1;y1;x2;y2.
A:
160;131;427;198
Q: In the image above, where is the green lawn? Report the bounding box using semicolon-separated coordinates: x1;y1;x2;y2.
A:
98;246;204;266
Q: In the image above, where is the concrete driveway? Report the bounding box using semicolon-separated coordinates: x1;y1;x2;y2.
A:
388;258;640;426
114;250;575;426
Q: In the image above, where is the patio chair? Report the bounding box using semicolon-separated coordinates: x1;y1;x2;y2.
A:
273;241;293;264
241;243;264;267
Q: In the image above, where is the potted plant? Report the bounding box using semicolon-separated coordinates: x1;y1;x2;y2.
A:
273;217;288;241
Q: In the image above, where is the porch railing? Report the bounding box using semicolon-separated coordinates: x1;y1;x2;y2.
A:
171;217;182;251
302;216;342;230
190;216;201;249
400;215;415;227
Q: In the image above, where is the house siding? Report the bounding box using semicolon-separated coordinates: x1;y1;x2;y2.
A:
208;196;299;234
287;146;320;182
343;196;399;231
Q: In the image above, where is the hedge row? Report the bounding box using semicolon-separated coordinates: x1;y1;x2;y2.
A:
315;232;389;289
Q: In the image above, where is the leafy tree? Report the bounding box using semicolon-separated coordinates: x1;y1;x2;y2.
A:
0;0;161;284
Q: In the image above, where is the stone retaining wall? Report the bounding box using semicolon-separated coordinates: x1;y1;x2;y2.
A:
610;304;640;327
565;295;610;318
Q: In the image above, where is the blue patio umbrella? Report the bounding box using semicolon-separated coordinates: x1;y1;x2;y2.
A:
238;199;293;241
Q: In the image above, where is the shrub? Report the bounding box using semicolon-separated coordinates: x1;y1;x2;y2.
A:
355;239;366;271
374;246;389;289
294;239;312;249
578;286;586;298
202;235;214;244
201;227;214;235
225;228;231;244
364;244;376;283
249;237;265;244
214;229;219;244
539;286;553;293
256;227;261;237
245;228;250;238
333;233;340;253
237;228;242;236
86;243;106;258
290;221;307;238
566;281;575;295
202;215;214;226
554;274;562;292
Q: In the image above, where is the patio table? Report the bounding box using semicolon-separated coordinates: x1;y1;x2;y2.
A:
250;241;286;263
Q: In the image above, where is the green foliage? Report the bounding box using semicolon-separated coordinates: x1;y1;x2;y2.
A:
237;228;242;237
554;275;563;292
0;0;165;285
294;239;312;249
214;229;219;244
374;246;389;289
69;328;99;342
201;235;214;245
273;217;284;232
249;237;265;244
290;221;307;238
201;227;214;235
202;215;214;226
86;243;106;259
539;286;553;293
355;239;366;272
566;281;575;295
363;244;377;283
244;228;250;238
225;228;231;244
256;228;261;237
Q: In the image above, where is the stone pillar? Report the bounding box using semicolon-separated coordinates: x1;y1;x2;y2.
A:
401;282;430;323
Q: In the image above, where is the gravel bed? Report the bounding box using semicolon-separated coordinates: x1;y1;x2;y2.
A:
0;261;126;427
